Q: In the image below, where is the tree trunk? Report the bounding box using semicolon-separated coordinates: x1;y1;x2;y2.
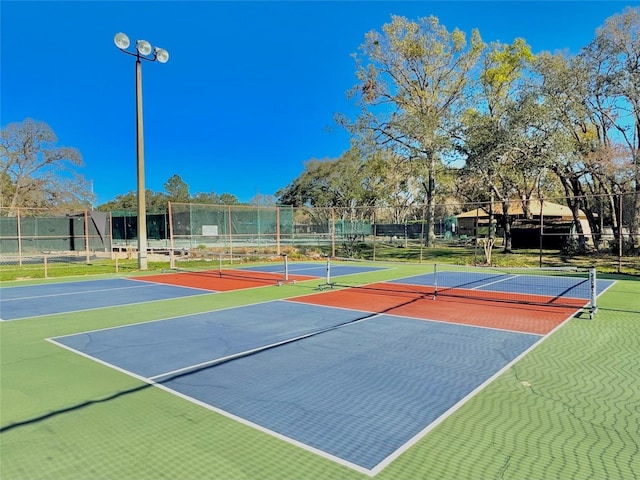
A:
501;200;513;253
631;183;640;250
423;156;436;247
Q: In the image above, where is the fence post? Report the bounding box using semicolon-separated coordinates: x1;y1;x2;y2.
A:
228;205;233;257
372;210;376;262
109;211;114;255
44;254;48;278
618;193;623;274
17;208;23;266
539;197;544;268
276;206;281;256
419;203;426;263
84;210;91;264
331;208;335;258
168;202;175;269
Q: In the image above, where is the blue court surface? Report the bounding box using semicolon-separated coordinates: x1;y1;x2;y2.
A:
51;299;541;473
0;278;210;321
0;263;386;321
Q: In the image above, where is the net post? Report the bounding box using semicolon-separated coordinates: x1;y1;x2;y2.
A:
44;254;48;278
589;266;597;319
283;253;289;282
433;263;438;299
326;255;331;285
218;253;223;278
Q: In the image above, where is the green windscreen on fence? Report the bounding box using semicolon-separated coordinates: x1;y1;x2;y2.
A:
0;212;110;254
169;203;294;248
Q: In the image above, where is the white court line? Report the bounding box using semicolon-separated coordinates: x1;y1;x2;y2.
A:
45;292;580;476
45;332;372;476
0;291;216;322
470;274;519;290
1;282;158;302
149;312;380;381
369;306;580;475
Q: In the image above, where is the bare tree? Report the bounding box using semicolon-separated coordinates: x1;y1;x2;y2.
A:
0;118;93;214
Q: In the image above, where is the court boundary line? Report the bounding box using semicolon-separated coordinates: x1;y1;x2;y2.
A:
46;298;329;340
469;274;519;289
1;281;164;302
46;300;567;475
369;306;580;475
0;288;217;322
45;334;373;475
149;312;384;382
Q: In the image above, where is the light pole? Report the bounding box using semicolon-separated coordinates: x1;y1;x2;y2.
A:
114;32;169;270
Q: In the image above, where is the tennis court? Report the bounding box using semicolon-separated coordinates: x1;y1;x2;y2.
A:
0;260;386;321
0;278;211;321
1;261;637;480
46;265;613;474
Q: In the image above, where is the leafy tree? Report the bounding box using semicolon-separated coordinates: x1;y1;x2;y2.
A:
191;192;221;204
164;174;190;202
249;193;277;206
96;192;138;213
520;8;640;252
277;148;376;247
0;118;93;214
584;7;640;247
460;39;541;253
339;15;484;246
219;193;239;205
96;190;167;213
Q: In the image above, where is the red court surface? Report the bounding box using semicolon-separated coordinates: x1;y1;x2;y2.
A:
290;282;585;335
132;270;316;292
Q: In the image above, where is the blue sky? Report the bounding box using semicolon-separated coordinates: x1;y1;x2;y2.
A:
1;1;636;206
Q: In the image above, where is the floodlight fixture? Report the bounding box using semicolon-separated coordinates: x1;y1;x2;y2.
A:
136;39;152;56
114;32;130;50
154;47;169;64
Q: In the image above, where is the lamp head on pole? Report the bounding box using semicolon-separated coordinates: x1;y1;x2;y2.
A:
135;40;152;56
114;32;130;50
154;47;169;63
114;33;169;64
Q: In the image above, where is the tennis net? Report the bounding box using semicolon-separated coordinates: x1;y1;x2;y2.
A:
168;252;290;285
327;259;600;313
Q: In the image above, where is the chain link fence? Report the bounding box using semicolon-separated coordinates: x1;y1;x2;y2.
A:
1;193;639;275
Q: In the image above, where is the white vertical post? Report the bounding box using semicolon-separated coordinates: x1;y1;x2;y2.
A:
326;256;331;285
283;254;289;282
589;267;597;318
433;263;438;299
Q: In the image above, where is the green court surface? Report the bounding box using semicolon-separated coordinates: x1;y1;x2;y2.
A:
1;263;639;480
